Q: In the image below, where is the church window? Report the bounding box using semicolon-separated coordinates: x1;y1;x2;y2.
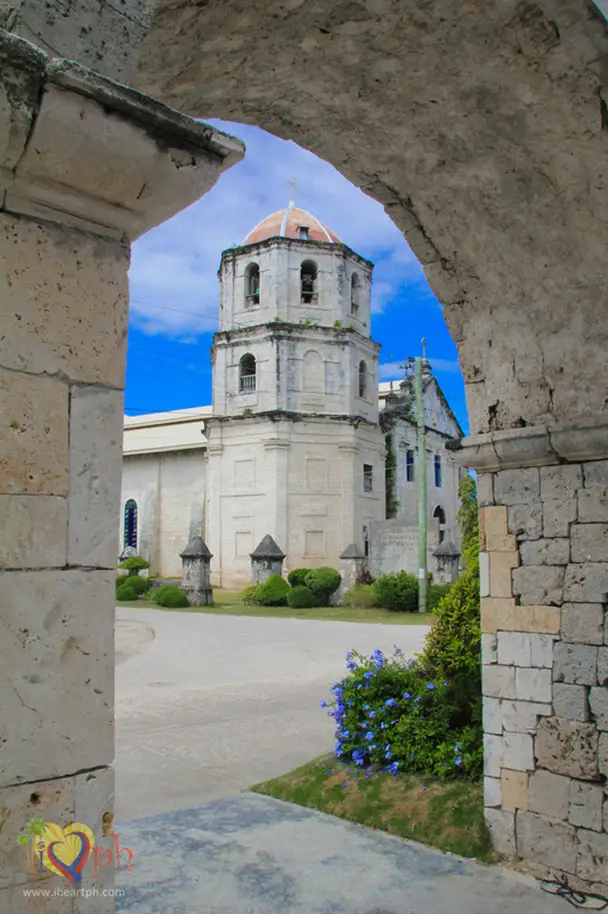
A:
433;505;446;544
406;449;415;482
363;464;373;493
123;499;138;549
434;454;442;488
245;263;260;306
300;260;318;304
298;225;310;240
362;524;369;557
358;359;368;398
350;273;360;314
239;353;257;392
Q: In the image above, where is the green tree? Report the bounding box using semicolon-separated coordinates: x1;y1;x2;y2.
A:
457;474;479;568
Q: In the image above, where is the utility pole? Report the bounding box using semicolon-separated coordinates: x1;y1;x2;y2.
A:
415;339;428;613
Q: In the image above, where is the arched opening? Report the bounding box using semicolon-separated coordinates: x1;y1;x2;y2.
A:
245;263;260;306
123;499;138;549
433;505;446;544
300;260;317;304
239;353;257;392
350;273;360;314
358;359;367;399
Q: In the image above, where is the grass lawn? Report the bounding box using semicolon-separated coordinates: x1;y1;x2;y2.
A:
116;586;433;625
252;754;493;863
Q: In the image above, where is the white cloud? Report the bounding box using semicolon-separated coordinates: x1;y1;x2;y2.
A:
129;120;422;338
378;356;460;381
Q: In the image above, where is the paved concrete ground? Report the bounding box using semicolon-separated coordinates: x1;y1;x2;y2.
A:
115;607;428;820
115;793;569;914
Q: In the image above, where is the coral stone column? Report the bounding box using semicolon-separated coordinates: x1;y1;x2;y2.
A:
0;31;243;911
449;421;608;895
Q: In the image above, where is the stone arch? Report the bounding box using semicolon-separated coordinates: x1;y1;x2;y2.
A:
350;272;360;315
302;349;324;393
123;498;138;550
358;359;368;399
432;504;446;544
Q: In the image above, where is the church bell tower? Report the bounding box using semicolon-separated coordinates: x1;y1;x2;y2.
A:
205;200;385;586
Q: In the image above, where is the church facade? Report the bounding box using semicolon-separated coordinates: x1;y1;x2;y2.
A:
120;206;464;587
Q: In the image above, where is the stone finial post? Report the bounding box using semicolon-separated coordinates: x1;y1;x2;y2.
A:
250;535;285;584
180;536;213;605
338;544;366;602
432;540;461;584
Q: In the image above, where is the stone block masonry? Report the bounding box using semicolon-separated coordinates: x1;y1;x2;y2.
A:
0;30;243;909
453;434;608;896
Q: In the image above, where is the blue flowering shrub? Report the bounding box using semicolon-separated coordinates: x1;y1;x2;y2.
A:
324;647;482;780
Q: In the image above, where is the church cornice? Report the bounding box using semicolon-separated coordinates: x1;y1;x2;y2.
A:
205;409;379;429
212;320;381;352
219;235;374;271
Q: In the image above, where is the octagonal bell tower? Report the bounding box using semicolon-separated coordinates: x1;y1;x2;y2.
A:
206;201;385;586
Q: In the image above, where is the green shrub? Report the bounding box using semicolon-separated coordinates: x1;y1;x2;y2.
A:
286;585;315;609
287;568;310;587
116;584;140;601
343;584;377;608
304;567;341;605
257;574;290;606
421;565;481;722
116;575;149;596
119;556;150;575
428;583;452;611
241;584;263;605
151;585;190;608
375;571;418;612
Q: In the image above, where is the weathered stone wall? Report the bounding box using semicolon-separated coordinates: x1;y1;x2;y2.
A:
0;31;242;909
474;452;608;892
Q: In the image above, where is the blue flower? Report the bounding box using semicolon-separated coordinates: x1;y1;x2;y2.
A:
365;731;374;741
363;704;370;710
427;683;436;691
320;700;327;708
385;698;397;708
369;711;376;719
455;756;462;766
345;651;352;661
453;743;462;751
343;730;350;738
403;691;411;699
388;761;399;775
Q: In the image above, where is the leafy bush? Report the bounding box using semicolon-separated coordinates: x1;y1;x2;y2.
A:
257;574;290;606
375;571;418;612
355;567;375;586
116;584;140;601
151;585;190;608
324;649;482;781
286;585;315;609
287;568;310;587
343;584;377;608
119;556;150;575
241;584;263;605
421;566;481;721
116;575;149;595
428;583;452;611
304;567;341;605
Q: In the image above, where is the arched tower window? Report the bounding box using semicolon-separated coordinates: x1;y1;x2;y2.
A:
123;499;138;549
245;263;260;306
433;505;446;543
358;359;368;398
300;260;318;304
350;273;360;314
239;353;257;392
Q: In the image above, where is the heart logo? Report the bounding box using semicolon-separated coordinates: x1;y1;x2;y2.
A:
40;822;95;883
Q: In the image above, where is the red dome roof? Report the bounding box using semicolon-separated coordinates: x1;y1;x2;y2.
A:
244;205;341;245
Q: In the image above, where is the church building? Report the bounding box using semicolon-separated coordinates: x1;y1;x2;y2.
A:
120;204;464;587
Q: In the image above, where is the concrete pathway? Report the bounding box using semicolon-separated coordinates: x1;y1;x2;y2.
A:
115;607;428;820
116;793;569;914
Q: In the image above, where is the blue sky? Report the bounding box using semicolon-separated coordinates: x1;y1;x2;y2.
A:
127;119;469;433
